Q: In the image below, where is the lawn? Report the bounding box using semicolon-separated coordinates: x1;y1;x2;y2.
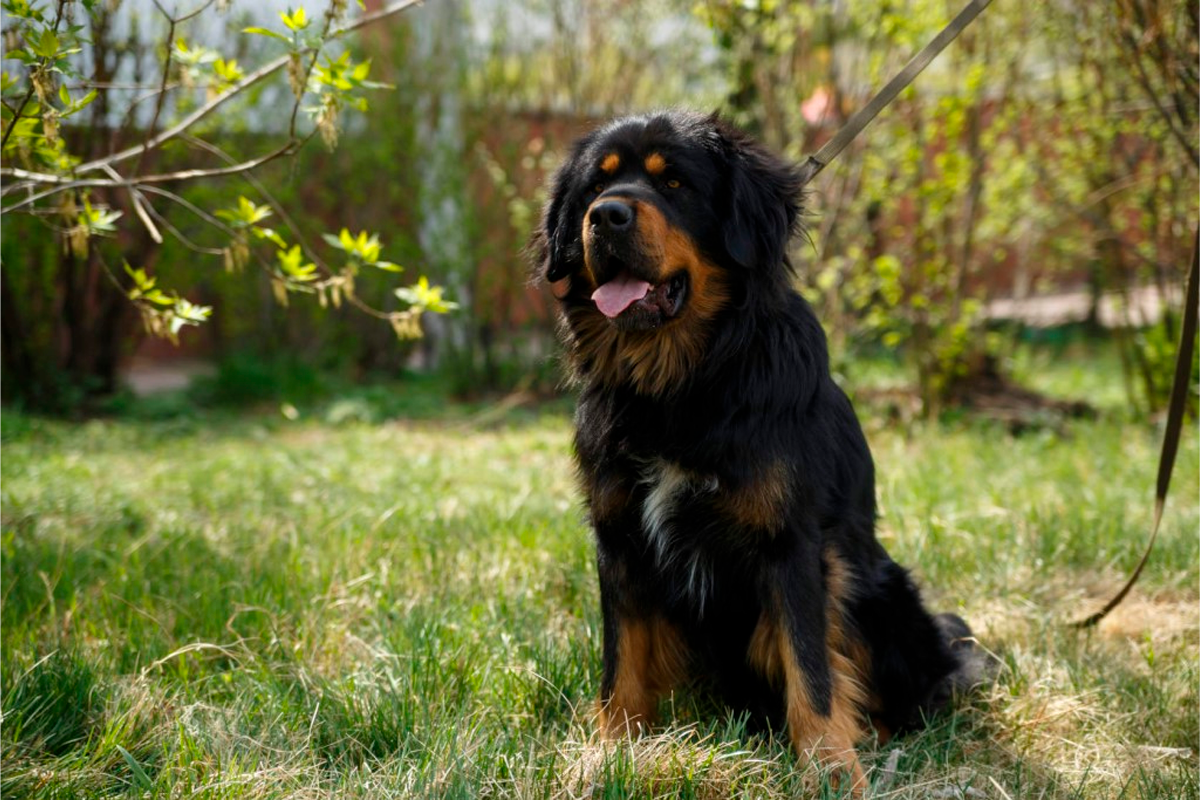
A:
2;353;1197;799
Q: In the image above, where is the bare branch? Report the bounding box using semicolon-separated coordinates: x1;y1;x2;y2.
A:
135;10;179;177
153;0;219;25
1;181;97;214
137;185;236;234
3;136;308;187
74;55;288;175
345;292;398;321
93;247;132;295
142;199;226;256
66;81;181;91
99;162;163;244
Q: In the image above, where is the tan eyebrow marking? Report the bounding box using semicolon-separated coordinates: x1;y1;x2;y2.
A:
600;153;620;174
644;153;667;175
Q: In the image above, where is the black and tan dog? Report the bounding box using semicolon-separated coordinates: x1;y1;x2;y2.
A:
536;111;983;791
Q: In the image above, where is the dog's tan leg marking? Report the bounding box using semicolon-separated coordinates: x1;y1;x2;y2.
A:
747;554;869;796
600;616;689;736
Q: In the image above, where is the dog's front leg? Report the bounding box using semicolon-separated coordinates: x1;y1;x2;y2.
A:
595;548;689;736
769;540;867;794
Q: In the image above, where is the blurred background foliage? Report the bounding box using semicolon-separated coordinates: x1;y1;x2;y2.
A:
1;0;1196;416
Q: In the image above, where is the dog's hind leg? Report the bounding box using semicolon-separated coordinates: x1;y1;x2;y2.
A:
753;542;868;795
850;558;981;737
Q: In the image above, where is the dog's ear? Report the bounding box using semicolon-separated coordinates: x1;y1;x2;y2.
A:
537;132;598;283
718;123;804;271
541;182;573;283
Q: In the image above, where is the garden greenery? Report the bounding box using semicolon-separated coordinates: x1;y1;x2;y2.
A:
1;0;453;347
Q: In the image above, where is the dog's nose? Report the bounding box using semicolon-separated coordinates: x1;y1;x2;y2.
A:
589;200;635;233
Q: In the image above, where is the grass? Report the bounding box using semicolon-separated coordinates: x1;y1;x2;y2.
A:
1;353;1197;799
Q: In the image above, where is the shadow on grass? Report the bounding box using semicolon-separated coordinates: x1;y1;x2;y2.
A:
2;375;575;452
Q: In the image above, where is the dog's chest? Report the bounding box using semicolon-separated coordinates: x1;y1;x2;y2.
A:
638;459;722;609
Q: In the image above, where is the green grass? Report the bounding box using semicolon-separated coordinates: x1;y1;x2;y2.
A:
2;362;1197;798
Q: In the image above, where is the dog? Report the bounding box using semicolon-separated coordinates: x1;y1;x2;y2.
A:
536;110;983;792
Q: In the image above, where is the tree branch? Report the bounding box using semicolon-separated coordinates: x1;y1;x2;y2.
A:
135;5;179;177
181;134;333;273
137;184;236;233
142;198;226;256
289;3;339;140
1;180;100;214
0;87;36;151
160;0;219;25
3;135;310;189
98;161;163;244
1118;33;1200;169
69;0;422;176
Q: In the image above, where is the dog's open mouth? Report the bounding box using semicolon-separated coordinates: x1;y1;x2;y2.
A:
591;269;687;328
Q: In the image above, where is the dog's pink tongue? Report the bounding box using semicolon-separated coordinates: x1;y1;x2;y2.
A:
592;274;651;318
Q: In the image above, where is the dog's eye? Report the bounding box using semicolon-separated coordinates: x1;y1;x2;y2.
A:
593;183;605;194
666;179;681;189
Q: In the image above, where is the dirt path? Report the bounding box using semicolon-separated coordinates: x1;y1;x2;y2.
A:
121;357;215;396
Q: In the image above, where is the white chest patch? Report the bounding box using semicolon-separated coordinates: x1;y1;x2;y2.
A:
639;460;720;613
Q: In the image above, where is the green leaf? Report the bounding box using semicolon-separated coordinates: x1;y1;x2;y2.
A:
243;26;290;43
216;196;272;227
322;228;393;266
124;263;152;289
71;89;96;112
32;28;60;59
213;58;244;84
2;0;42;22
281;7;309;31
174;38;217;66
172;297;213;327
252;226;287;248
277;245;317;281
81;198;122;232
116;745;153;791
395;277;457;314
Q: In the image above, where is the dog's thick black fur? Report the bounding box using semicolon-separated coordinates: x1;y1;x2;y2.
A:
537;111;981;788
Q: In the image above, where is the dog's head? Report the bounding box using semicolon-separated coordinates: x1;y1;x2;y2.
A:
536;112;804;394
